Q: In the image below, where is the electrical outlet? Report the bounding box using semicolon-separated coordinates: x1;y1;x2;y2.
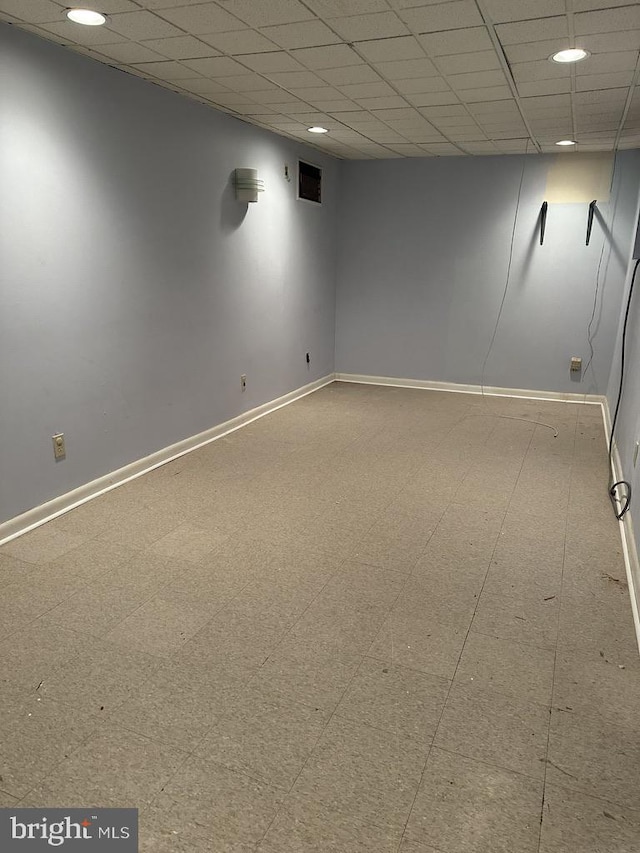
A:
634;441;639;467
306;352;310;364
241;374;246;391
52;433;66;460
284;164;290;182
570;356;582;372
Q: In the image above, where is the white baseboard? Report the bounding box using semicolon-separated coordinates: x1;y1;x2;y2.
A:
601;398;640;654
334;373;605;405
0;374;335;546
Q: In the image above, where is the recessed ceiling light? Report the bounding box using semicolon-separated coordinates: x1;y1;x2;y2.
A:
66;8;107;25
556;139;577;146
551;48;590;63
308;126;328;134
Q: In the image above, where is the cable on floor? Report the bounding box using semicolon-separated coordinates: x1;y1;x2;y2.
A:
608;257;640;520
478;153;559;438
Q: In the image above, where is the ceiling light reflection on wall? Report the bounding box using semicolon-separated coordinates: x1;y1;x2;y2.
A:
551;48;590;63
66;8;107;25
556;140;577;146
308;127;328;134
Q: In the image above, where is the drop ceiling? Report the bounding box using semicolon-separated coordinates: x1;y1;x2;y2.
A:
2;0;640;159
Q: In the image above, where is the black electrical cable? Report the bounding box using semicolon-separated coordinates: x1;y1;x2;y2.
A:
608;257;640;521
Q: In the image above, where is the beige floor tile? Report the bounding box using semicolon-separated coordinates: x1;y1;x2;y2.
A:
37;638;160;714
107;659;237;750
0;696;101;797
368;611;466;680
454;631;555;705
0;524;90;565
249;641;362;712
398;842;444;853
471;583;559;649
539;783;640;853
148;522;228;563
292;716;430;831
0;553;37;588
197;688;328;790
0;791;18;805
43;540;138;581
96;506;186;550
27;725;187;809
0;572;80;642
150;756;284;847
546;708;640;809
335;658;450;743
259;796;401;852
434;683;549;779
404;748;543;853
0;621;89;691
105;595;214;657
553;646;640;726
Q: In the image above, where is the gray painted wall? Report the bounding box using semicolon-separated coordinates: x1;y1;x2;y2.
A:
335;152;640;394
0;24;339;525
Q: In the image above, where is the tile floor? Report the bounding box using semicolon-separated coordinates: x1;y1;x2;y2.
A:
1;382;639;852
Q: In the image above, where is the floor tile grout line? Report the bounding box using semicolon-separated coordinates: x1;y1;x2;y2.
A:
535;403;580;853
397;418;539;851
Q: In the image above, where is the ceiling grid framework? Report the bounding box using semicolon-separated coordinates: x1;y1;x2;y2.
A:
2;0;639;158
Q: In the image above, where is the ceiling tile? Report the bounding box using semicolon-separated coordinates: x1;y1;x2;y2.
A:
502;39;571;64
407;91;460;106
495;17;568;45
106;12;188;40
516;78;571;96
356;95;410;108
318;65;383;85
395;76;451;93
267;70;327;87
448;69;507;90
315;98;361;110
182;56;248;75
239;51;306;72
339;81;397;98
198;29;279;53
460;141;499;153
215;0;314;27
220;74;279;91
288;85;344;100
576;71;635;90
371;107;423;120
0;0;62;23
291;43;362;68
261;20;342;48
327;11;409;40
179;77;232;94
398;1;484;33
575;87;629;104
361;128;409;142
305;0;390;13
419;26;493;55
575;6;640;35
373;58;439;79
131;60;201;79
38;21;125;44
385;143;430;156
437;50;501;74
153;4;246;35
141;36;219;59
354;35;425;62
468;99;520;114
511;60;570;83
578;29;640;53
431;114;480;127
459;85;513;101
520;93;571;111
423;142;464;154
97;42;166;63
481;0;565;24
575;51;639;75
420;104;469;118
